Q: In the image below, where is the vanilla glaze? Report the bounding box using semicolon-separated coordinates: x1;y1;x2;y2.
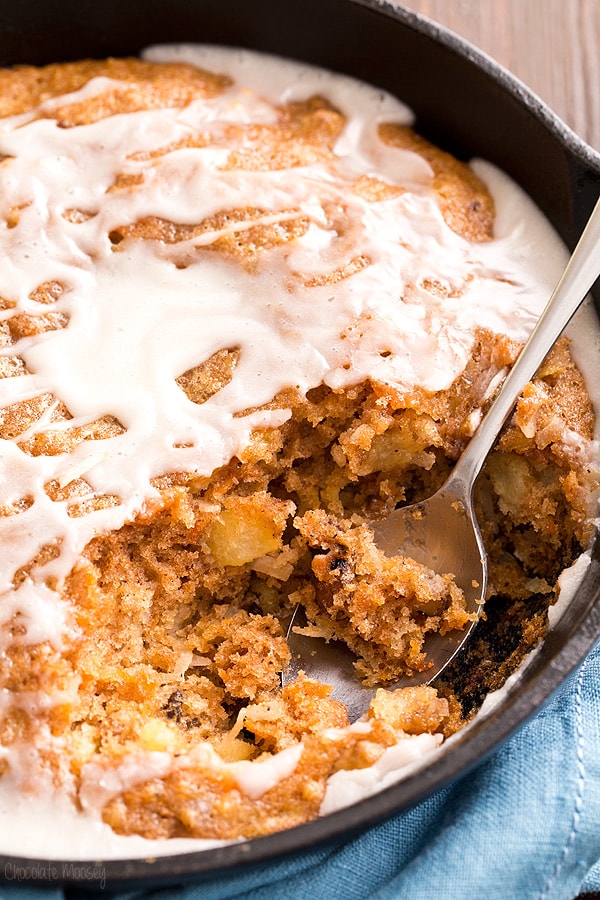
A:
0;43;579;646
0;44;598;860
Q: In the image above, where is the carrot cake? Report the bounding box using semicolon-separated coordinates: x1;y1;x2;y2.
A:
0;44;597;854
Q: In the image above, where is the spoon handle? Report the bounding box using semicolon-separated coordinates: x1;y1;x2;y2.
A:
453;194;600;492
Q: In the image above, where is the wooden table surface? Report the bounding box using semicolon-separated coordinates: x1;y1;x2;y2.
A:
397;0;600;151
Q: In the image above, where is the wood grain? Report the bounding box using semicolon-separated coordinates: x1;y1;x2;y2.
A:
397;0;600;150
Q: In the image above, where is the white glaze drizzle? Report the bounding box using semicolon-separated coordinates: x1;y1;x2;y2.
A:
319;732;443;815
0;44;597;860
0;45;578;646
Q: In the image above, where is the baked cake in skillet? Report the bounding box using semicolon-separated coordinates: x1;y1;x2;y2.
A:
0;45;596;847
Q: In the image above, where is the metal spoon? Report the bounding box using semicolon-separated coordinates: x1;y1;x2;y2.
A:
284;196;600;721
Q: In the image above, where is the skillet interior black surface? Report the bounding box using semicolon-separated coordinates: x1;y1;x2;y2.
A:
0;0;599;887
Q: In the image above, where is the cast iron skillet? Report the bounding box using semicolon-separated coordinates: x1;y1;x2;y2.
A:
0;0;599;887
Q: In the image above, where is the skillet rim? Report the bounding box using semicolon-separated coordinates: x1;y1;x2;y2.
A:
0;0;599;886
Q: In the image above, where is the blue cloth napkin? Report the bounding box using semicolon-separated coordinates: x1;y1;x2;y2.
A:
2;642;600;900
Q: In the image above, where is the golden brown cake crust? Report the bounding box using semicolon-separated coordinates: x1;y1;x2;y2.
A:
0;58;232;121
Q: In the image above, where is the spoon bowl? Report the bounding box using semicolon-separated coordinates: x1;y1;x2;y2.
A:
284;193;600;720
